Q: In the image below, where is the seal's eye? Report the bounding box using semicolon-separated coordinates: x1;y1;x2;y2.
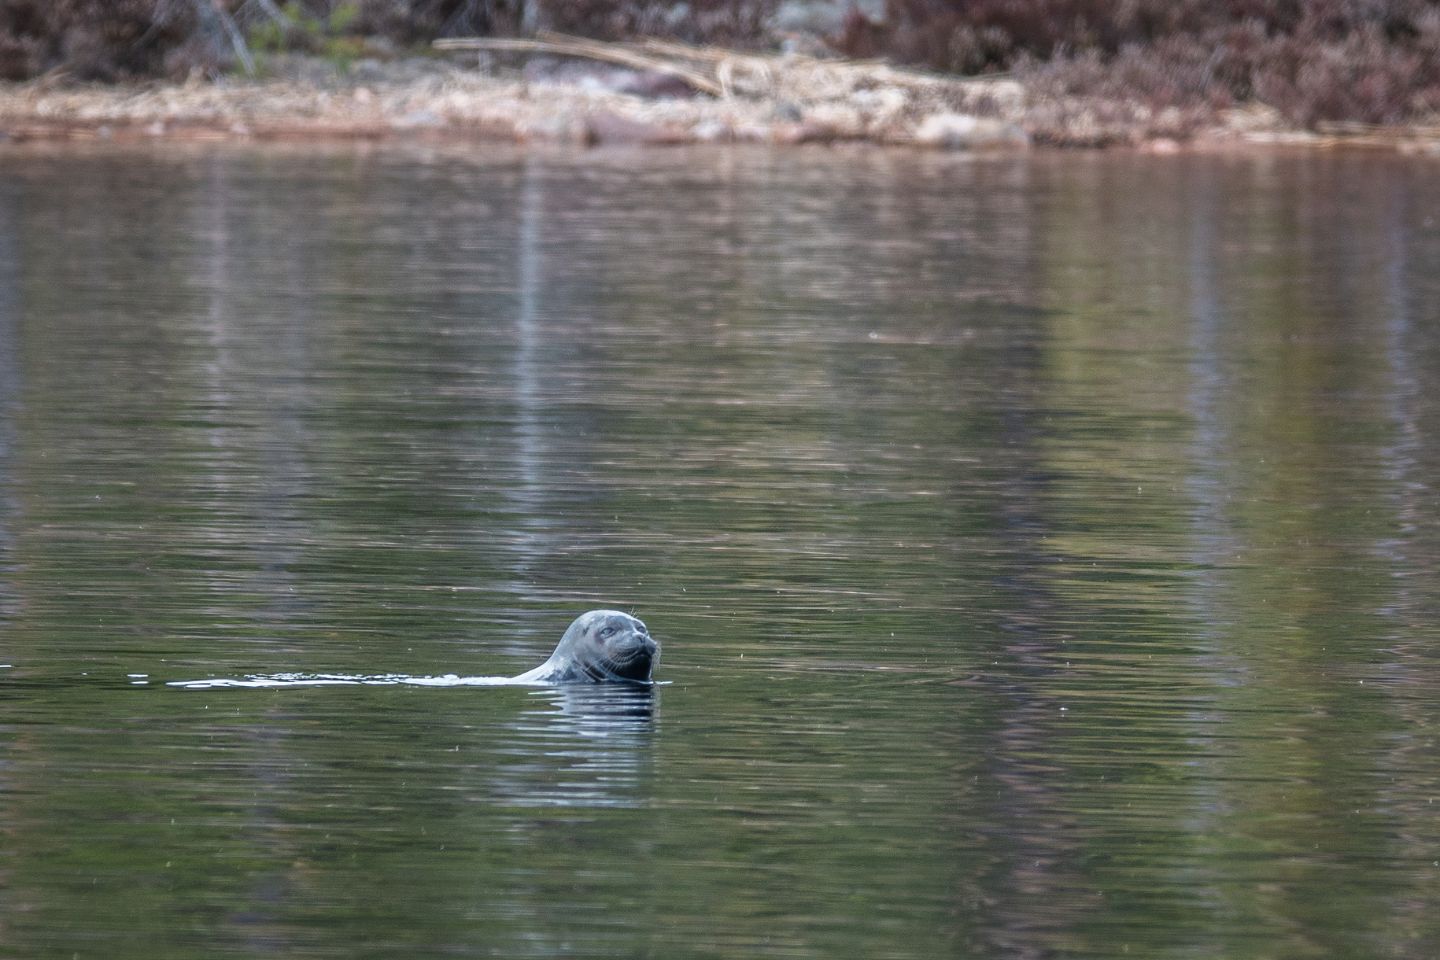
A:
599;626;615;639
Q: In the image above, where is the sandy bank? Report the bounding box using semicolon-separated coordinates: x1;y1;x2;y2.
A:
2;43;1438;153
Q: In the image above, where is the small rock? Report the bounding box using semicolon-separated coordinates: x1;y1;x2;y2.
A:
614;70;698;100
805;103;862;135
1399;138;1440;156
771;101;804;123
973;79;1026;107
729;123;771;143
584;111;689;146
516;112;589;144
691;120;732;142
770;121;840;145
912;112;1028;150
393;110;443;129
851;87;908;121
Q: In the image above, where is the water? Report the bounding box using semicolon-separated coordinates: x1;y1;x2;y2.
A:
1;141;1439;959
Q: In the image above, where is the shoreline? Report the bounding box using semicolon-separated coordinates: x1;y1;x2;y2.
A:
3;48;1438;154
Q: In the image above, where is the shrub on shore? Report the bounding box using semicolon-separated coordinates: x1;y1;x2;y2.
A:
0;1;512;80
836;0;1440;126
0;0;200;81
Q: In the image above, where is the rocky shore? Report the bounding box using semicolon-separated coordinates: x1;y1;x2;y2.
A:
2;41;1437;153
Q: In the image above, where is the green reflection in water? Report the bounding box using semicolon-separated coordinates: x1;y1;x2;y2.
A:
0;144;1438;960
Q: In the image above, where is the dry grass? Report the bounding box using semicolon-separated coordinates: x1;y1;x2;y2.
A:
0;44;1029;147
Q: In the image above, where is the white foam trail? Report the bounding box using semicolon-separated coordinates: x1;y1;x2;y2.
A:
167;673;525;690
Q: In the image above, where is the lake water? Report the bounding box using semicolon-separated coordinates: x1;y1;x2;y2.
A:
1;141;1438;959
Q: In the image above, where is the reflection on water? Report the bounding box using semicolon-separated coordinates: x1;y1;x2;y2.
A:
0;142;1438;959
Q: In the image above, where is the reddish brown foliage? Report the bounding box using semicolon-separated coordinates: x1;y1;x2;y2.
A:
837;0;1440;125
0;0;202;80
0;1;775;80
538;0;775;46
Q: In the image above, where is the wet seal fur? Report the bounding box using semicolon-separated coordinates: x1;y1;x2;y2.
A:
512;610;659;685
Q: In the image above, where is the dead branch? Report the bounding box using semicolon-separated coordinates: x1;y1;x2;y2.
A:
433;35;725;97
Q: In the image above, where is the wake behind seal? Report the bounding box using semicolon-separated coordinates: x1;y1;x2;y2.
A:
166;609;660;690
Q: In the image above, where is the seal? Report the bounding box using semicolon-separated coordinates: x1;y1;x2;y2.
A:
510;610;659;685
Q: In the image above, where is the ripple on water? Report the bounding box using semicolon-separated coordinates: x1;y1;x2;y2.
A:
0;144;1438;959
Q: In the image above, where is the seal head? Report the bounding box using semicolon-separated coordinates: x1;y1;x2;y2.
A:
512;610;659;685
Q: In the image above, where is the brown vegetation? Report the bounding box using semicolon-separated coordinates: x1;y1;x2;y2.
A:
0;0;198;81
529;0;774;45
0;1;775;82
836;0;1440;127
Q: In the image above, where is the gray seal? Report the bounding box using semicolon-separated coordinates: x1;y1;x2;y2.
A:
511;610;659;685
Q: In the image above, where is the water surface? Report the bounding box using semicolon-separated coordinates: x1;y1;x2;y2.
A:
1;142;1439;958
